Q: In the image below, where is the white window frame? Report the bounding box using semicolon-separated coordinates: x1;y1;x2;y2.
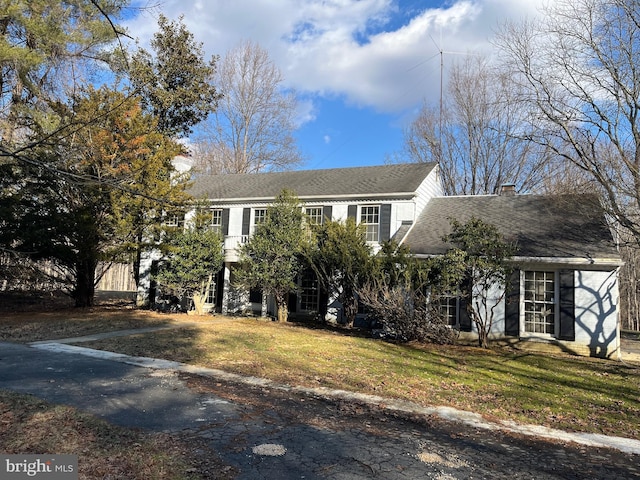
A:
210;208;223;232
299;271;320;313
205;279;216;305
252;208;267;233
438;295;460;327
360;205;380;243
305;207;323;226
164;211;185;228
521;270;559;337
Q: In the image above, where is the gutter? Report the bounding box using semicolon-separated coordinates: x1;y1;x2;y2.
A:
192;192;416;204
411;254;623;270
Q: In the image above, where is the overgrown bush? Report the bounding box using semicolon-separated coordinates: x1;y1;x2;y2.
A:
358;283;458;344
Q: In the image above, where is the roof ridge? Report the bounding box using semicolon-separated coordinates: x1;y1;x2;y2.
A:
195;162;434;178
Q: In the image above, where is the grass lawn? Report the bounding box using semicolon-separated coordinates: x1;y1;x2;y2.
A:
2;305;639;440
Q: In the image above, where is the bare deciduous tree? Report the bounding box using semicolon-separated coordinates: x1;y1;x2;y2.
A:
495;0;640;244
402;55;552;195
192;41;303;174
618;229;640;331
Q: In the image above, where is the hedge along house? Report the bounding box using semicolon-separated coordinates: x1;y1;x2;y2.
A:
401;190;623;358
137;162;443;318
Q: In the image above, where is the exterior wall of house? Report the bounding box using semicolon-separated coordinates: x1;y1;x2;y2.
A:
136;249;164;307
227;206;244;236
331;204;349;221
574;269;619;358
415;165;444;215
203;192;434;316
458;266;620;358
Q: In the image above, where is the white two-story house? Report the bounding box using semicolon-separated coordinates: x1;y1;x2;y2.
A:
139;162;442;317
138;162;622;358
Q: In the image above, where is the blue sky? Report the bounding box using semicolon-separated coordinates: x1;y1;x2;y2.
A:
125;0;547;170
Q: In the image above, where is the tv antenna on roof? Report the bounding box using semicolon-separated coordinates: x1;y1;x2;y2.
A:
428;30;476;159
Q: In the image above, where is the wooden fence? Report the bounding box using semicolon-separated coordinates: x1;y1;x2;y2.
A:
96;263;136;292
0;255;136;293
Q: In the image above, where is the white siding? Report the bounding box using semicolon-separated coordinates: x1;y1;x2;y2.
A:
391;201;416;237
463;282;506;339
458;267;621;357
574;269;619;357
414;165;444;218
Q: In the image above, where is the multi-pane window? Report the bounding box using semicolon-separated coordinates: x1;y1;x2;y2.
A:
164;211;185;228
360;205;380;242
305;207;323;226
210;209;223;232
206;280;216;304
300;271;319;312
438;296;458;326
253;208;267;227
524;271;556;335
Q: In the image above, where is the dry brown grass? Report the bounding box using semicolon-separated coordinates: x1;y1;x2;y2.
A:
0;390;234;479
0;303;194;343
80;316;640;440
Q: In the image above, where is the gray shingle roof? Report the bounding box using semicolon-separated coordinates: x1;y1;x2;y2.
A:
403;194;619;261
189;163;437;201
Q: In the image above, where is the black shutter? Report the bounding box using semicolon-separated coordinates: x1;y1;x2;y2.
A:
347;204;357;220
322;205;333;223
241;208;251;236
288;292;298;313
458;276;472;332
558;270;575;341
504;268;520;336
380;204;392;242
222;208;230;236
459;298;472;332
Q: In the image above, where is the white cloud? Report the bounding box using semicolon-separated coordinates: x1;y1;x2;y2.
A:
294;97;317;127
125;0;548;113
324;135;331;144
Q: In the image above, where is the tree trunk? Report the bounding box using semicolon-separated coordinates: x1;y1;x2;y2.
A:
192;293;206;315
343;294;358;328
73;258;96;308
277;302;288;322
475;317;489;348
133;233;142;288
191;275;212;316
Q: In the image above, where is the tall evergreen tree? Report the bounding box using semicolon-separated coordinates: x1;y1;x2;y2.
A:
236;190;309;322
129;14;220;138
310;218;373;327
0;0;129;143
1;86;187;307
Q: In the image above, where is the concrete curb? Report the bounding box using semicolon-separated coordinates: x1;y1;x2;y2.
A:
30;341;640;456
